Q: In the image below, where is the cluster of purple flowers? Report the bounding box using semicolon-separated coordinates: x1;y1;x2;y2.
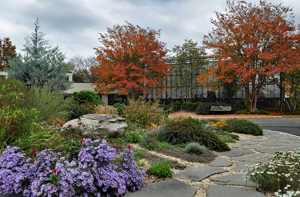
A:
0;139;145;197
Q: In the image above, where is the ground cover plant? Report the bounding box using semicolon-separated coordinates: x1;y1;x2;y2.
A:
246;150;300;197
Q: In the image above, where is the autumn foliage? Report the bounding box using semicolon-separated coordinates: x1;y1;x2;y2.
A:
92;22;170;100
0;37;16;71
198;0;300;111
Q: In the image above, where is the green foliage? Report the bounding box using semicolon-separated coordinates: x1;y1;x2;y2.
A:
123;97;165;127
246;151;300;195
225;118;263;136
114;103;126;116
141;137;159;151
204;124;216;131
184;142;208;155
206;91;217;102
186;117;205;127
181;101;201;112
66;98;89;120
195;102;210;115
124;132;144;143
170;38;208;98
133;150;146;161
125;120;144;133
73;90;102;105
167;102;181;112
27;86;71;123
5;19;70;91
161;118;230;152
149;160;173;178
235;109;269;115
158;142;171;149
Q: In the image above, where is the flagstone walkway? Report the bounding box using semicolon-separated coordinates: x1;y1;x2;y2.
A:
127;130;300;197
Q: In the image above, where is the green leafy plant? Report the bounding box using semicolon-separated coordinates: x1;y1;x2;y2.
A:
114;103;126;116
124;132;144;143
235;109;269;115
184;142;208;155
167;102;181;112
195;102;210;115
246;150;300;195
141;137;159;151
224;118;263;136
161;118;230;152
181;102;201;112
73;90;102;105
149;160;173;178
123;96;165;127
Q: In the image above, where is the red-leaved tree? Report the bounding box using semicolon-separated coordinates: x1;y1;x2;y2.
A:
197;0;300;111
92;22;170;100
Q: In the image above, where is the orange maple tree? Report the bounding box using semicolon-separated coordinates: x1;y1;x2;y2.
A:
197;0;300;111
92;22;170;100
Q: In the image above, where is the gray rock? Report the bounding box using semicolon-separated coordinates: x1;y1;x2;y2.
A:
194;183;203;188
126;179;197;197
235;145;275;149
174;166;228;181
232;153;269;162
210;174;258;188
217;149;254;157
206;185;266;197
255;147;297;154
263;142;300;146
62;114;127;137
231;162;253;172
208;157;232;167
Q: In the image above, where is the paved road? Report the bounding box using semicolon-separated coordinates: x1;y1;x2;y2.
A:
247;118;300;137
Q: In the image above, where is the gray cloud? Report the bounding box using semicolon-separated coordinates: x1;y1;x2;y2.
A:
0;0;299;61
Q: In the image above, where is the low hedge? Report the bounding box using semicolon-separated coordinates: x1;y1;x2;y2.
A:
224;118;263;136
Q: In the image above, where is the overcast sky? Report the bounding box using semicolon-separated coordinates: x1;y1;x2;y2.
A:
1;0;300;62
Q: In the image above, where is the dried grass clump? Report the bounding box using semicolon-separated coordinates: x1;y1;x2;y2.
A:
94;104;118;115
168;111;199;120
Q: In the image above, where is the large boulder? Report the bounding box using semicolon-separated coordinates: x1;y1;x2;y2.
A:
62;114;127;137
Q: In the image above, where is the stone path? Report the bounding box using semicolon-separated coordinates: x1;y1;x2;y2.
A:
127;130;300;197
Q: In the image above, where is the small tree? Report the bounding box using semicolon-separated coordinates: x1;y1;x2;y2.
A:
92;22;170;100
5;19;70;91
284;68;300;114
0;37;16;71
198;0;300;111
170;38;208;99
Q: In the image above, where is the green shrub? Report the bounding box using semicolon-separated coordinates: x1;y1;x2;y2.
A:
181;102;201;112
204;124;216;131
225;118;263;136
114;103;126;116
73;90;102;105
161;118;230;152
195;102;210;115
235;109;269;115
246;151;300;195
186;117;205;127
123;97;165;127
67;99;90;120
124;132;144;143
134;150;146;161
168;102;181;112
184;142;208;155
27;86;71;123
159;142;171;149
149;160;173;178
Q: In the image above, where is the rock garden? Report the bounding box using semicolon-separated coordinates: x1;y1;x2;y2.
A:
1;80;300;197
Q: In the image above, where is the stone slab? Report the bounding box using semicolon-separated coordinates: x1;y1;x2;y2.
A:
210;174;258;188
208;157;232;167
174;166;228;181
255;147;297;154
126;179;197;197
232;153;269;162
194;183;203;188
206;185;266;197
235;145;276;150
263;142;300;146
217;149;255;157
231;162;253;172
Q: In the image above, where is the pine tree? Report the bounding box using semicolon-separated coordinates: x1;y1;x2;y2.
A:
5;19;70;91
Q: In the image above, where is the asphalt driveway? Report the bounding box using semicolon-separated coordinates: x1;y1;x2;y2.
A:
247;118;300;137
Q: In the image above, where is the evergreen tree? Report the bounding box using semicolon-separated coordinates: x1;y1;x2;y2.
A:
5;19;70;91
